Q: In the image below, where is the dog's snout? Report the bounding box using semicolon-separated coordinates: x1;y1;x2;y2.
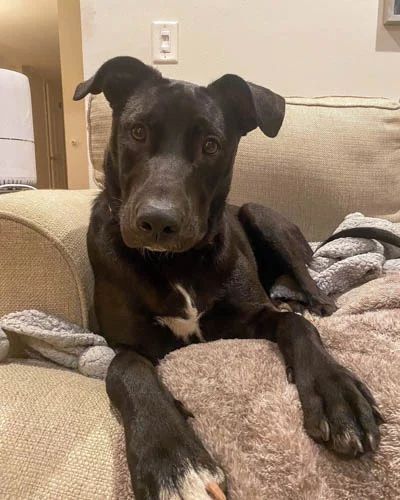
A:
136;204;181;239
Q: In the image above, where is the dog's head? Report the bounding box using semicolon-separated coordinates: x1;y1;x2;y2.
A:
74;56;285;253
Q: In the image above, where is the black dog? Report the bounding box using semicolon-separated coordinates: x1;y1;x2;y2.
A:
74;56;385;499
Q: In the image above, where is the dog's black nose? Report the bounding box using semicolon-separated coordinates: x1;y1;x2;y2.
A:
136;204;180;238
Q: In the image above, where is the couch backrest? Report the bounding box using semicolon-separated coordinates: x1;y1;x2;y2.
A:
88;94;400;241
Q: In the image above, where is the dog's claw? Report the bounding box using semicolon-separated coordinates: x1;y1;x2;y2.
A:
206;482;226;500
367;433;378;452
319;419;330;442
372;405;385;424
355;436;364;456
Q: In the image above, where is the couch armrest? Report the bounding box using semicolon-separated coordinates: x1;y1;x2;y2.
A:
0;190;98;328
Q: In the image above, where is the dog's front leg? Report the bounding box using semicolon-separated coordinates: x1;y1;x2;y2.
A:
106;349;227;500
258;310;384;457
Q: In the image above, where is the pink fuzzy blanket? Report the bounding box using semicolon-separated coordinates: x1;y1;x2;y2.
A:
159;272;400;499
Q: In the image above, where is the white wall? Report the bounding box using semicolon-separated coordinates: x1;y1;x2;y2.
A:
80;0;400;98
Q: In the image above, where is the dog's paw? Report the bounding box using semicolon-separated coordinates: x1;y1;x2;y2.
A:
298;362;384;457
307;293;337;316
130;440;227;500
158;464;226;500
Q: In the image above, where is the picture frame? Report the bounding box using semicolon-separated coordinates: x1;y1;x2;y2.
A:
384;0;400;25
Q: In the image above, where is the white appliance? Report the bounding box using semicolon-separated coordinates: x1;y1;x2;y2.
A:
0;69;36;190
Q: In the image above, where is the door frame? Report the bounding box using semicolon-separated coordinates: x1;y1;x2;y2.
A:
58;0;89;189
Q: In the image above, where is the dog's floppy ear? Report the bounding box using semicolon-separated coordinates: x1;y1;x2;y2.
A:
208;74;285;138
73;56;161;109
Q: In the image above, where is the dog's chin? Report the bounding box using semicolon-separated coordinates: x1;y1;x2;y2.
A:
141;240;197;254
143;245;180;253
132;245;188;256
121;233;202;254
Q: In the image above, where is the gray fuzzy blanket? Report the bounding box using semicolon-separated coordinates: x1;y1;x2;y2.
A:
270;212;400;301
0;310;115;379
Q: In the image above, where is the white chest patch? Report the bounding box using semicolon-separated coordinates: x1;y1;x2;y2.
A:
156;284;204;342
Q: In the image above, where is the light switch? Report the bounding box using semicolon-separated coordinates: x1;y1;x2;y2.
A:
152;21;178;64
160;30;171;53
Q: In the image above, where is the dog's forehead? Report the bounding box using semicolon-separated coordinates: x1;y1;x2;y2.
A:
124;79;224;127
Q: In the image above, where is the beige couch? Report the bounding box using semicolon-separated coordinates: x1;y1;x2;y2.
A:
0;96;399;499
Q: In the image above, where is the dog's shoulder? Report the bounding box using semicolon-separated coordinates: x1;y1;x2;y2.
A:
225;203;257;258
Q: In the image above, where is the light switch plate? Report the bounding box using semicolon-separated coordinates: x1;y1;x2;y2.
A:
152;21;178;64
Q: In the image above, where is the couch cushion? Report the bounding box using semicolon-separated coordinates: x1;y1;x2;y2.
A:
88;94;400;241
0;360;132;499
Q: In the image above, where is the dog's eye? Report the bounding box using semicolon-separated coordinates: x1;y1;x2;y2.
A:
131;124;147;142
202;138;220;155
